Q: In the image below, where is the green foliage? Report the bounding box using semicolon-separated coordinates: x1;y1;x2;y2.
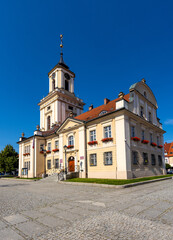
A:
0;145;18;173
166;163;171;169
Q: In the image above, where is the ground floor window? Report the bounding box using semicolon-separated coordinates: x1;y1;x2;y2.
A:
90;154;97;166
55;159;59;169
47;160;51;169
143;152;148;165
24;161;30;170
151;154;156;165
104;152;112;165
158;155;162;166
132;151;138;165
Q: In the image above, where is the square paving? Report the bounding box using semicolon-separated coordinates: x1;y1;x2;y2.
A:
1;178;173;239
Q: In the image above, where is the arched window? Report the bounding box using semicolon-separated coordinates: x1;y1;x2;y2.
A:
68;135;74;146
52;79;55;90
47;116;51;130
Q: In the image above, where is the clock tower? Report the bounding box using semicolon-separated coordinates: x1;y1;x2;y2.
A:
38;35;85;131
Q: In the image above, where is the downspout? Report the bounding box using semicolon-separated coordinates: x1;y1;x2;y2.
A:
84;124;88;178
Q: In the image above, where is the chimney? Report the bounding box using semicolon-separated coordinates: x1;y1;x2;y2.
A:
104;98;110;105
21;132;25;137
89;104;93;111
118;92;125;99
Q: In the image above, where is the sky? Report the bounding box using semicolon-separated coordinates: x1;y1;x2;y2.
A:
0;0;173;152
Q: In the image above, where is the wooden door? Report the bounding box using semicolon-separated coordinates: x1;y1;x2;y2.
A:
68;157;75;172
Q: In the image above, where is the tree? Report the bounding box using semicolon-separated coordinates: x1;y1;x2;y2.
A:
165;163;171;169
0;145;18;173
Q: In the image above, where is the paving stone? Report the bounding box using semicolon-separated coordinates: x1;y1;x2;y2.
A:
21;210;47;219
0;220;7;229
3;214;28;225
0;227;24;240
36;215;67;228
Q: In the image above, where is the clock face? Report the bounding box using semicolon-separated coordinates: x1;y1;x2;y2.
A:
64;73;70;80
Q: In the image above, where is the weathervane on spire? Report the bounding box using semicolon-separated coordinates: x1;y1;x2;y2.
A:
60;34;63;54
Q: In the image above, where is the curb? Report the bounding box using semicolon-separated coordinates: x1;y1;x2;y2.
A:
0;178;39;182
59;177;173;189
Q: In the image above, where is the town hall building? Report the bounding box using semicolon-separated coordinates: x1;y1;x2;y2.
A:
18;37;166;179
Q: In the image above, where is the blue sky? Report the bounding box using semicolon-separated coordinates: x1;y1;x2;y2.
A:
0;0;173;152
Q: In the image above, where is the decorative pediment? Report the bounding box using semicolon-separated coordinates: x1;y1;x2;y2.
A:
57;118;83;133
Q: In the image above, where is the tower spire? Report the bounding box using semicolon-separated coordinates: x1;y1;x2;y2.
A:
58;34;69;69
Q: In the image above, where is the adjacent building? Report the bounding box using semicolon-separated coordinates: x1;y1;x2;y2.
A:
18;41;166;179
164;142;173;167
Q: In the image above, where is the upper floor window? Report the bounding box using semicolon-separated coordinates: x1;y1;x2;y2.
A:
142;130;145;141
55;140;59;149
90;130;96;141
131;126;135;138
104;152;112;165
149;112;152;123
47;116;51;130
48;143;51;151
47;106;51;111
104;126;111;138
65;80;69;91
25;145;30;154
150;133;153;143
144;91;147;98
157;136;160;146
68;135;74;146
140;106;144;117
40;144;44;152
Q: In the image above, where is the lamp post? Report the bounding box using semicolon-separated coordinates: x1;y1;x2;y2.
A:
41;147;47;178
63;145;67;179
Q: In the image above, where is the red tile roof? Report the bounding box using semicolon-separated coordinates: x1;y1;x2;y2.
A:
75;94;130;121
164;142;173;156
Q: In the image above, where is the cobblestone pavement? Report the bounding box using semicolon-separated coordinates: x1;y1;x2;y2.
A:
1;179;173;239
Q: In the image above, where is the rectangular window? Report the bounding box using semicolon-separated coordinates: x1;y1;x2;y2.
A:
24;162;27;168
158;155;162;166
140;106;144;117
90;154;97;166
55;140;59;149
151;154;156;165
104;152;112;165
143;152;148;165
150;133;153;143
157;136;159;146
47;106;51;111
48;143;51;151
55;159;59;169
47;160;51;169
131;126;135;138
104;126;111;138
149;112;152;123
40;144;44;152
142;130;145;141
132;151;138;165
90;130;96;141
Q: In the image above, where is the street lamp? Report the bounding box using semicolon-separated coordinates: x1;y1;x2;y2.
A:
41;147;47;178
63;145;67;178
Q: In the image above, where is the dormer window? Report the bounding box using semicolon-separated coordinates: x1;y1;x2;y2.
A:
99;110;108;116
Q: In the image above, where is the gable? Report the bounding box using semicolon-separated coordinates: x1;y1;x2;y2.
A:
57;118;83;133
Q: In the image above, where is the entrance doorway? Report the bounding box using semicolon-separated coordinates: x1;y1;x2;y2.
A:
68;156;75;172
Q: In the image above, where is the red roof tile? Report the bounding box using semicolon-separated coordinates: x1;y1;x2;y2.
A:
164;142;173;155
75;94;130;121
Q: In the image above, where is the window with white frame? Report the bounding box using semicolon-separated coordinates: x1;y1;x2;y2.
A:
55;159;59;168
131;126;135;137
47;160;51;169
104;152;112;165
48;143;51;151
55;140;59;149
142;130;145;141
90;154;97;166
68;135;74;146
40;144;44;152
104;126;111;138
90;130;96;141
25;145;30;154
